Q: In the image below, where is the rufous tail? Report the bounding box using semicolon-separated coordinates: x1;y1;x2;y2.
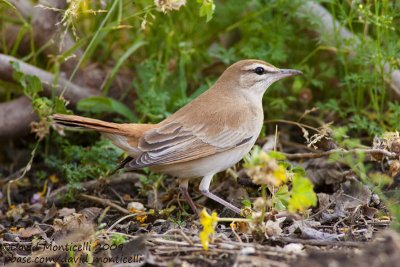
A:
51;114;156;138
52;114;129;134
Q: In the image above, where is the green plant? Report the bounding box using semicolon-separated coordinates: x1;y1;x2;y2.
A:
244;146;317;213
45;139;122;197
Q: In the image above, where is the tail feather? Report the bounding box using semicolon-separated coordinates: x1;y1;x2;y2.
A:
52;114;158;153
52;114;126;135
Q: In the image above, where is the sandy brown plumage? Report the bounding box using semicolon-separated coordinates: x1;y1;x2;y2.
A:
52;59;302;214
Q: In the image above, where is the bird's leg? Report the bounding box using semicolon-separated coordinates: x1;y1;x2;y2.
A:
199;174;241;214
179;178;198;214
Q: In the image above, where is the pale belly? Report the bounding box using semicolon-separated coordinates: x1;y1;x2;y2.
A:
150;141;255;178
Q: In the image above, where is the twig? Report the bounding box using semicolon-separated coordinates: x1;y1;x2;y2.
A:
78;193;130;214
47;172;141;203
107;213;139;232
164;229;194;246
284;148;398;160
7;140;39;207
333;216;348;232
265;119;319;132
150;238;201;247
308;201;336;219
230;223;243;243
278;237;363;247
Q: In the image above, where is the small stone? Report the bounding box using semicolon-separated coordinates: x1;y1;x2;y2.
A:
240;246;256;255
127;202;146;211
282;243;304;254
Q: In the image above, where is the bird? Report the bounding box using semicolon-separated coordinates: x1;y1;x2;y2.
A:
52;59;302;215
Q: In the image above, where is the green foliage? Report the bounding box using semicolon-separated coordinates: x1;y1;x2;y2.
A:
288;174;317;213
11;61;43;98
45;140;122;191
198;0;215;22
111;233;127;246
244;146;317;213
77;96;137;121
331;126;362;149
10;62;69;139
11;61;69;117
244;146;286;168
101;39;147;95
273;185;290;211
241;199;252;209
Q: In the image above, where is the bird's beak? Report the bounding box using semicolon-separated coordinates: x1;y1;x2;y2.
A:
277;69;303;79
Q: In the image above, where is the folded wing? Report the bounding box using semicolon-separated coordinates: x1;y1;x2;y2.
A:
126;121;253;169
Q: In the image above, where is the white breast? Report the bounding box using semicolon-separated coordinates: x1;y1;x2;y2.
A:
151;141;255;178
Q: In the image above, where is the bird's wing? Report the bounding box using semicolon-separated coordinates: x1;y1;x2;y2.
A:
125;120;253;169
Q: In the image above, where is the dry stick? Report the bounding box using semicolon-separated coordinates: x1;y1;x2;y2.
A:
6;140;40;207
164;229;195;246
265;119;319;132
278;237;362;247
78;193;130;214
284;148;398;160
0;54;99;139
47;172;141;203
0;54;98;104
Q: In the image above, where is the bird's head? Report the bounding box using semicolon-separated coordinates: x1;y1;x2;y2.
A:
215;59;302;98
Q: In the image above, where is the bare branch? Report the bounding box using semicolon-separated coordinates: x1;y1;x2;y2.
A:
284;148;398;160
0;53;98;103
0;54;99;139
0;97;37;139
47;173;142;204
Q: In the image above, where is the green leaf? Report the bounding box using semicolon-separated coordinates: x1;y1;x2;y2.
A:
291;166;307;177
268;151;286;160
273;185;290;211
198;0;215;22
53;97;70;114
77;96;137;121
241;199;252;208
24;75;43;98
288;174;317;212
10;61;43;98
102;40;147;95
291;77;303;93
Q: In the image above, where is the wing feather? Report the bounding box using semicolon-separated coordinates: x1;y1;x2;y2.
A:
125;89;262;170
126;122;252;169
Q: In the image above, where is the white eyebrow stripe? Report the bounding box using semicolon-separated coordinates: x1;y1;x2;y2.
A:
242;63;278;72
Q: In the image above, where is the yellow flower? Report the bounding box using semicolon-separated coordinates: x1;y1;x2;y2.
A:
199;208;218;250
272;165;287;186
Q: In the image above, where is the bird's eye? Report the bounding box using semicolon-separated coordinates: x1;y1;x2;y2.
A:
254;67;265;75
